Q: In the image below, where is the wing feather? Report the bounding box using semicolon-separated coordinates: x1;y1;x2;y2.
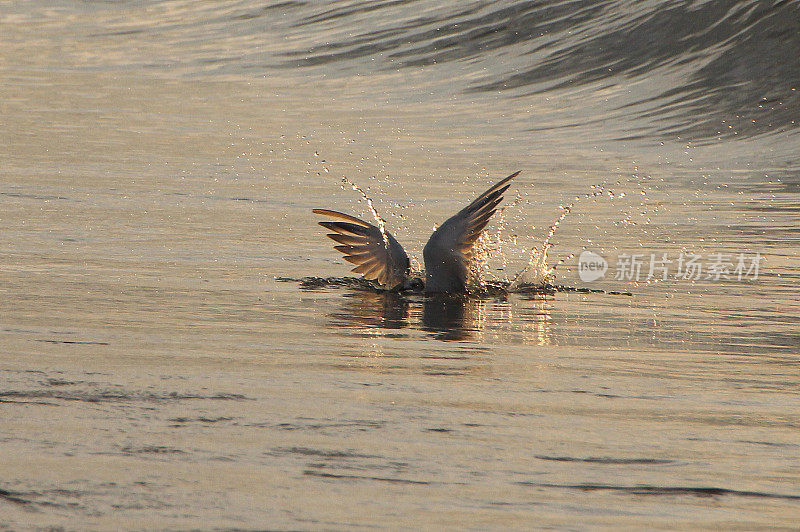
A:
327;233;364;246
318;221;371;237
343;253;374;264
422;171;519;293
312;209;373;226
313;209;410;290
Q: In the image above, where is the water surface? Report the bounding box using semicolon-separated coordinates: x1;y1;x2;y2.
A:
1;1;799;529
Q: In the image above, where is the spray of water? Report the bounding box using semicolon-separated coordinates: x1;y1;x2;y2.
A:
509;185;614;289
468;231;494;290
508;205;568;289
333;170;633;293
341;176;390;249
469;202;516;288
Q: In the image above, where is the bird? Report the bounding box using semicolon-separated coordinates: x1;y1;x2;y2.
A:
313;171;519;293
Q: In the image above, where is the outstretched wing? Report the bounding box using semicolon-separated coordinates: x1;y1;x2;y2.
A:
422;171;519;293
313;209;410;290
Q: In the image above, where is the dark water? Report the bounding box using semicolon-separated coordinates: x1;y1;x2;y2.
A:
1;1;799;529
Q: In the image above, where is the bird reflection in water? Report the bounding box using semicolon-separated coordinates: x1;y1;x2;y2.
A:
421;295;485;341
329;291;487;341
330;291;410;333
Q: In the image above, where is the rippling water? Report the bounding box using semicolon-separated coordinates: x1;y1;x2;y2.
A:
1;1;799;529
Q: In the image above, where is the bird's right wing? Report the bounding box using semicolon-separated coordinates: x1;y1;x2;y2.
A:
313;209;410;290
422;171;519;292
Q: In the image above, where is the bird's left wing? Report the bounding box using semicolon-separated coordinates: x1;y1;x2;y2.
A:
313;209;410;290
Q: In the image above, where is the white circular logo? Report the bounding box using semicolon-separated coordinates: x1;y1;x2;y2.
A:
578;250;608;282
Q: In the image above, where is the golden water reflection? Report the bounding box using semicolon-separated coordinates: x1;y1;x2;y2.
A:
328;291;553;344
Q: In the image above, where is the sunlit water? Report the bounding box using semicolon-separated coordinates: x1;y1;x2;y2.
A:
1;1;799;529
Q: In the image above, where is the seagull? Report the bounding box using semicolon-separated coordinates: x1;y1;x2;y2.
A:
313;171;519;293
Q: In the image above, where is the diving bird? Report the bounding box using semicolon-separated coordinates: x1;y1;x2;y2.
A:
313;171;519;293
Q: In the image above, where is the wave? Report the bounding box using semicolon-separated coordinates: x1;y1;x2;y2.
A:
8;0;799;145
278;0;800;142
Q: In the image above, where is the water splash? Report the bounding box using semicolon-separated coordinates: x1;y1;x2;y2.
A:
468;231;494;290
341;176;390;248
508;206;567;289
510;185;613;290
334;174;631;293
465;188;528;290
